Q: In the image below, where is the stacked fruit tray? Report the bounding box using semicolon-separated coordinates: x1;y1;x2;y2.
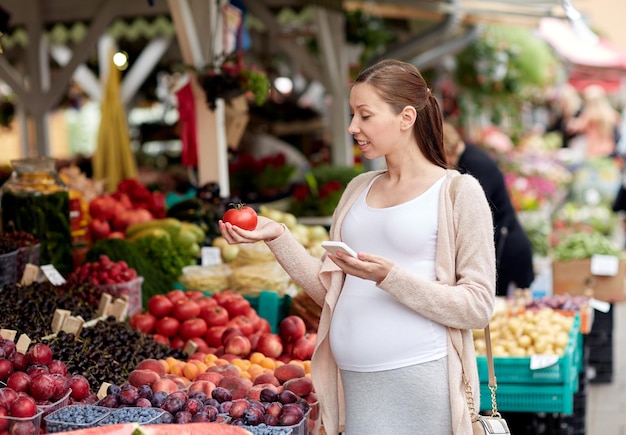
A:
476;314;582;414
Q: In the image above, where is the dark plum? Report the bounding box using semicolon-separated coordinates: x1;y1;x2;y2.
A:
218;400;233;414
182;398;202;415
137;385;153;400
151;390;168;407
211;387;232;403
259;388;278;403
243;406;264;426
98;394;119;408
199;404;219;421
277;389;299;405
174;410;193;424
161;396;185;414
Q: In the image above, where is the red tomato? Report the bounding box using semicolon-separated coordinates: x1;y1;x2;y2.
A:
195;296;218;312
152;334;170;346
222;204;258;230
221;297;251;319
172;299;201;321
148;295;174;318
200;305;229;327
154;316;180;337
166;289;187;303
130;312;157;334
204;326;228;348
212;290;236;306
179;318;208;339
227;315;255;337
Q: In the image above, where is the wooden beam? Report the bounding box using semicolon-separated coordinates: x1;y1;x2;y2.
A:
242;0;327;86
49;44;102;102
121;36;173;107
42;0;123;110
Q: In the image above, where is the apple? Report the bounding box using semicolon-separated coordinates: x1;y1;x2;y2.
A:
279;315;307;343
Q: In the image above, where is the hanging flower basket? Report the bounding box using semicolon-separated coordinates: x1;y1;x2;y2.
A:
198;57;270;110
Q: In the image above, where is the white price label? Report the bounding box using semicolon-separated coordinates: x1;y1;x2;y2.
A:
590;254;619;276
40;264;67;286
201;247;222;266
589;298;611;313
530;354;559;370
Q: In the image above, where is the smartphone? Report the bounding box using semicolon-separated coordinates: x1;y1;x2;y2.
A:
321;241;358;258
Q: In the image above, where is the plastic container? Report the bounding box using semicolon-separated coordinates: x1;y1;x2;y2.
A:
240;409;311;435
37;388;72;432
96;277;144;317
0;411;43;435
98;407;170;426
0;157;73;274
0;249;18;288
44;405;110;433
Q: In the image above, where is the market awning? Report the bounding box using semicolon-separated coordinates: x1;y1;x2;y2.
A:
538;17;626;70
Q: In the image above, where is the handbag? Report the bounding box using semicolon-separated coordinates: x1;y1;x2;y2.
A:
467;326;510;435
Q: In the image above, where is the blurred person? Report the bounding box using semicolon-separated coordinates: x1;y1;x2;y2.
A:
567;84;621;157
443;121;535;296
546;82;583;148
220;59;496;434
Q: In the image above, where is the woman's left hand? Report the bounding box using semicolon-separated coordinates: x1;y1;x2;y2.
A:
327;251;394;284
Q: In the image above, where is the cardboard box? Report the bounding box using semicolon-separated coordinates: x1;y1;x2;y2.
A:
552;257;626;302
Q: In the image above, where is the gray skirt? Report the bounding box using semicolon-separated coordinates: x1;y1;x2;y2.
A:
339;357;452;435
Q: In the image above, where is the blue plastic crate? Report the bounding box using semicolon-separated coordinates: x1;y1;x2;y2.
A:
244;290;292;334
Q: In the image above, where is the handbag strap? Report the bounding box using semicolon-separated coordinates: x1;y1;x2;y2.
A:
449;173;501;417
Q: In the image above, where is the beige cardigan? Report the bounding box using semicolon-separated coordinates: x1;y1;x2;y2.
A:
266;169;496;435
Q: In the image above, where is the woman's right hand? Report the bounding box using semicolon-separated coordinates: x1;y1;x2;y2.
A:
219;215;285;245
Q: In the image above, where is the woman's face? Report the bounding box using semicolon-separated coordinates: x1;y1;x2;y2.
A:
348;83;404;160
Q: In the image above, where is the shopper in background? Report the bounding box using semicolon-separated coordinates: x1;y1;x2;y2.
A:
443;121;535;297
567;84;621;158
546;82;583;148
220;58;496;435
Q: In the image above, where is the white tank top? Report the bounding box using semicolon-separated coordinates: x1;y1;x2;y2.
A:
329;175;448;372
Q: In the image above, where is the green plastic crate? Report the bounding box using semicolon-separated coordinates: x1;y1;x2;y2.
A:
479;374;578;414
477;313;582;414
244;290;292;334
477;314;582;384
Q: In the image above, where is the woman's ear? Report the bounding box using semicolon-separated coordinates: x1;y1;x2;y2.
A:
400;105;417;130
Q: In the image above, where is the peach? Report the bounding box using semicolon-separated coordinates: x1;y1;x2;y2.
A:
291;334;316;361
217;375;253;400
252;373;280;387
246;382;279;401
207;363;240;378
136;358;167;377
152;378;180;394
127;369;161;388
194;371;224;385
163;374;189;389
282;376;313;397
274;363;306;385
255;333;283;359
278;315;306;343
188;380;216;397
224;335;251;357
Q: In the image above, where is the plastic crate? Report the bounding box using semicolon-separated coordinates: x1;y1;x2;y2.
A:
0;249;18;288
239;409;310;435
38;388;72;432
246;290;292;334
0;411;43;435
477;314;582;385
44;405;110;433
96;277;144;317
479;374;579;414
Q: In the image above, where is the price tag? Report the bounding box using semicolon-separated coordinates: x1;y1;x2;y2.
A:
590;254;619;276
530;354;559;370
201;247;222;266
589;298;611;313
40;264;67;286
